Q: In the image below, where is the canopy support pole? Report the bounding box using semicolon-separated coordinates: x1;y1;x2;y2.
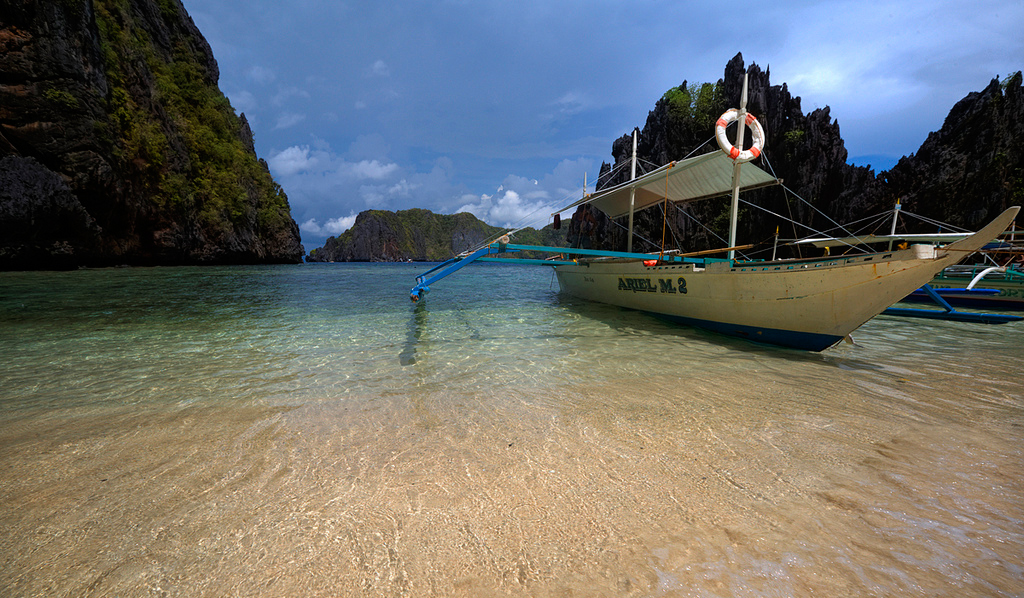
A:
888;199;901;251
627;128;638;253
728;74;749;260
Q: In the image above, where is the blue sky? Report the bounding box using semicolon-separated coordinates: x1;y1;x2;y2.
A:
182;0;1024;250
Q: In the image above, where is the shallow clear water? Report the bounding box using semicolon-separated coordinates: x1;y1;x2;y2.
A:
1;263;1022;596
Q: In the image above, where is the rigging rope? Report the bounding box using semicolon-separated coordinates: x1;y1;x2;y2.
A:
457;133;987;262
668;201;730;248
899;209;972;233
659;203;683;251
736;197;870;254
606;215;658;250
778;183;862;242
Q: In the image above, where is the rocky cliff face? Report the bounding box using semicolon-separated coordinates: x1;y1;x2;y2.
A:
880;72;1024;230
307;208;567;262
307;209;505;262
0;0;304;269
571;54;1022;255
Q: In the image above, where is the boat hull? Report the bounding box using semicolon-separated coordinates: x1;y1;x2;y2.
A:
554;245;966;351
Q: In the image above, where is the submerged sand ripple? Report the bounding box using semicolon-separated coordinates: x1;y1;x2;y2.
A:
2;372;1022;597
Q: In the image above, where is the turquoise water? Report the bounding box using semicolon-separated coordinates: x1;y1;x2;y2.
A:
2;263;1023;596
0;263;844;412
2;264;569;410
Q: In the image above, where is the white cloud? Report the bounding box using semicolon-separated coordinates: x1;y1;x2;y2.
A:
246;65;275;84
553;91;589;115
388;179;419;196
301;214;358;236
346;159;399;180
370;59;390;77
269;143;401;183
274;112;306;129
452;159;597;228
268;145;316;176
457;187;550;229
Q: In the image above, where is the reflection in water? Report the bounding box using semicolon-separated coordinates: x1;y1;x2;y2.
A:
452;297;483;341
399;300;428;366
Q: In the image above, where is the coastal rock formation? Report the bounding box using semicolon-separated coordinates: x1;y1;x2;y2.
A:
306;208;566;262
307;209;505;262
0;0;303;269
881;71;1024;230
571;54;1022;256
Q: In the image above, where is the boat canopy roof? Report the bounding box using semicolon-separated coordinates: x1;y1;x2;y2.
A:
559;150;780;219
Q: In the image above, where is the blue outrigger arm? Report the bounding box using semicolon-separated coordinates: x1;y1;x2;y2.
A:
410;246;493;301
882;284;1022;324
409;242;726;302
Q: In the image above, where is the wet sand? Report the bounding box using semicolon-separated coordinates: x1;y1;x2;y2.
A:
2;371;1022;597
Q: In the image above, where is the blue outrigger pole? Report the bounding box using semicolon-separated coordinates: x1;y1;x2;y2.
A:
409;246;494;302
409;240;717;302
882;283;1022;324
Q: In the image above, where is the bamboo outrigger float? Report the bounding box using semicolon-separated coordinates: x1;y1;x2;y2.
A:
410;74;1020;351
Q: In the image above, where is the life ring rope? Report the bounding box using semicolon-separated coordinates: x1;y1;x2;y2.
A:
715;108;765;163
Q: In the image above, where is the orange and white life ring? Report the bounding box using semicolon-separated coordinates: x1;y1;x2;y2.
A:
715;109;765;163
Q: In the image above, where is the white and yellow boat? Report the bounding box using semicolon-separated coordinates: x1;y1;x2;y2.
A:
410;75;1020;351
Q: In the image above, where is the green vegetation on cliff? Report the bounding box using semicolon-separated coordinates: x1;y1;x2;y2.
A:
0;0;302;268
307;209;566;262
93;0;292;240
662;81;723;135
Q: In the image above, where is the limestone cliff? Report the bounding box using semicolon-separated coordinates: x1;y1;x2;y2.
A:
880;72;1024;230
307;210;504;262
0;0;304;269
306;209;565;262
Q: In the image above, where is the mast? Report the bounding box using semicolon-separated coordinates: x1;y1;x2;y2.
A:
727;74;749;259
626;128;638;253
888;199;901;251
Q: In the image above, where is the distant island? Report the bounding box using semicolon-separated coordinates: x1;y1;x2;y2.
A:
306;209;565;262
0;0;303;270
